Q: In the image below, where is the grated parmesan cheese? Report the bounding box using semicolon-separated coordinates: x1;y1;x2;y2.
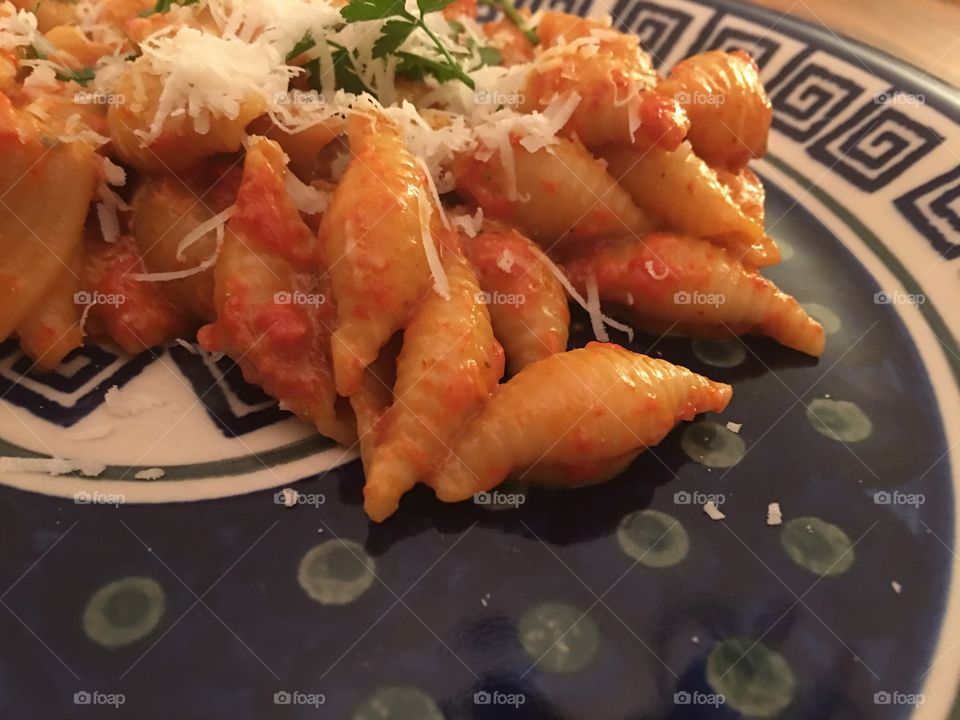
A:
134;468;166;480
703;501;725;520
726;421;741;434
532;246;634;343
135;27;296;144
766;502;782;526
64;423;115;441
497;249;516;273
417;188;450;300
104;386;165;417
0;456;106;477
285;171;329;215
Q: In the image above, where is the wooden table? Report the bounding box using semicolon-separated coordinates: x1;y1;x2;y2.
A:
746;0;960;87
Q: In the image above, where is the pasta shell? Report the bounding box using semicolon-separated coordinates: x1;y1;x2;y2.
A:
198;138;353;445
463;225;570;374
600;142;780;268
430;343;731;502
453;135;652;250
562;233;825;356
658;50;772;171
362;244;504;522
319;112;440;396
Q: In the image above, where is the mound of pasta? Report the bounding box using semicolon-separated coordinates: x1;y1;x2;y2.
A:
0;0;823;521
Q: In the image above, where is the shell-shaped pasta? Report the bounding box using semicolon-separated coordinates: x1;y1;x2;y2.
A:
0;106;97;344
600;142;779;267
362;245;504;522
248;116;343;181
453;135;652;249
716;166;765;226
658;50;771;171
463;226;569;374
131;161;242;324
82;234;191;353
198;138;354;445
521;14;686;151
15;245;83;369
108;59;264;173
562;233;825;356
319;112;439;397
429;343;732;501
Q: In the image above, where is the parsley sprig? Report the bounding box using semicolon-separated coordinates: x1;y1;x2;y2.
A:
340;0;476;89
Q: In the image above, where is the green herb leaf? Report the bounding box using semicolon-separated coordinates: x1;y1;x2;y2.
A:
373;20;418;59
476;45;502;67
396;51;474;88
417;0;458;14
304;47;377;97
287;32;317;61
340;0;409;22
56;67;96;86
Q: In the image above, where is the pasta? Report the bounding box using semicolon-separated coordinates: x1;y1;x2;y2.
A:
362;241;503;522
453;134;653;249
658;50;772;171
462;224;570;374
0;1;826;521
318;111;443;397
519;11;688;150
562;233;825;357
430;343;732;502
198;137;354;445
599;142;781;268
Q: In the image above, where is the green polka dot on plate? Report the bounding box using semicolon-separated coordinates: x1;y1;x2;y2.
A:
352;685;444;720
780;517;855;577
518;602;600;673
617;510;689;567
82;576;165;648
707;637;796;718
777;240;795;261
801;302;841;335
806;398;872;442
298;539;376;605
681;421;745;468
691;339;747;368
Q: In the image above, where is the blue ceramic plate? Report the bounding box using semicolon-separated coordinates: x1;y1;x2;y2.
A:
1;1;958;718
